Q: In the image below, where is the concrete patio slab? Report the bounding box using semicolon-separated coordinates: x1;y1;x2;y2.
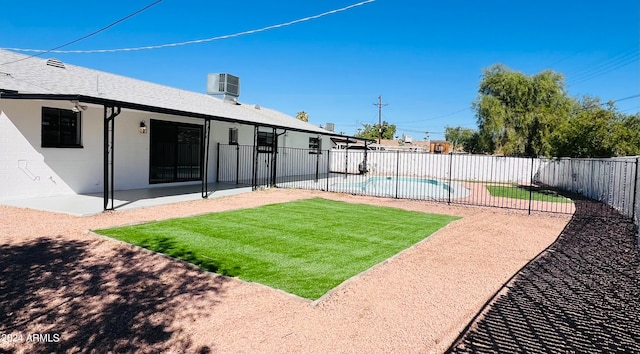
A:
0;183;253;216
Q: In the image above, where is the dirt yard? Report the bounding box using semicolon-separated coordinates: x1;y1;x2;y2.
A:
0;189;570;353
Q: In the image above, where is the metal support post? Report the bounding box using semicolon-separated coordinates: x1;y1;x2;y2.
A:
103;105;121;211
528;157;535;215
201;119;211;198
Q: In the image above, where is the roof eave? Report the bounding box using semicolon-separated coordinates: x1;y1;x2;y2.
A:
0;92;360;140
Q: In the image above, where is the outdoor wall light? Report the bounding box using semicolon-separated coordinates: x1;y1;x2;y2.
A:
70;100;87;113
139;120;147;134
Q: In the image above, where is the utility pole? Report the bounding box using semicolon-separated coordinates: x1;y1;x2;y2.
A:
373;96;388;144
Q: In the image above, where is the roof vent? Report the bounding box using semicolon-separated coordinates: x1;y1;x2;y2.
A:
46;58;65;69
207;73;239;98
254;104;261;110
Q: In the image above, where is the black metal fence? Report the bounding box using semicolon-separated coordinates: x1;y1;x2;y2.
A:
216;144;640;223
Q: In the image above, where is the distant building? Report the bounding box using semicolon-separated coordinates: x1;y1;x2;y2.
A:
371;139;429;152
429;140;451;154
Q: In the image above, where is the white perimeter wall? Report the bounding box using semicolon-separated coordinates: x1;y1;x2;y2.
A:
330;151;540;184
328;151;640;225
535;157;638;218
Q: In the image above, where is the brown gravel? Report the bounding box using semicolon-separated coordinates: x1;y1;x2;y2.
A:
0;189;570;353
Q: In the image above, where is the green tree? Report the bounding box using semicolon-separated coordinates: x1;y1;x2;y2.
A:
474;64;573;157
295;111;309;122
355;121;396;140
550;97;640;157
550;97;615;157
611;113;640;156
445;126;475;152
463;131;490;154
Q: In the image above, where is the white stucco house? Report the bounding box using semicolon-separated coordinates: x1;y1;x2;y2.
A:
0;49;342;209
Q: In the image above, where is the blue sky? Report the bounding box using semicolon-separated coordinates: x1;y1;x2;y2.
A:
1;0;638;140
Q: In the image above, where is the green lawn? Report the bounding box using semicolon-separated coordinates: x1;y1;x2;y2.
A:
486;185;572;203
95;198;459;300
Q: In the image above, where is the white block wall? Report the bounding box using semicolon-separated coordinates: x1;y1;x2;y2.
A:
329;151;539;184
535;157;638;218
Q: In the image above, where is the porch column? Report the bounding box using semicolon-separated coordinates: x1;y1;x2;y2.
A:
201;119;211;198
103;106;121;211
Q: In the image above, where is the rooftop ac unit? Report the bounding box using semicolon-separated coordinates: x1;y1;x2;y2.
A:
207;73;240;98
325;123;335;132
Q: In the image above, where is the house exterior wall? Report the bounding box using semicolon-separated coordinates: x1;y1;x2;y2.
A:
1;99;98;200
0;99;331;200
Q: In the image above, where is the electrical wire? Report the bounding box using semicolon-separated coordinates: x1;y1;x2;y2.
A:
0;0;162;66
619;106;639;113
567;48;639;87
569;48;638;78
1;0;375;54
607;94;640;104
394;107;471;124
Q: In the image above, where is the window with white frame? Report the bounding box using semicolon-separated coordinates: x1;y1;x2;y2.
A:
308;136;322;154
229;127;238;145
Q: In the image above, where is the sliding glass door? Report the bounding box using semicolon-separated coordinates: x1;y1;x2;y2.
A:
149;120;203;184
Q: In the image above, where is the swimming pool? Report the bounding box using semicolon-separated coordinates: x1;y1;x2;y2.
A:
331;176;471;200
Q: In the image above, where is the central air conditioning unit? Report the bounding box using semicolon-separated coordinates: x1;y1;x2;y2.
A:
325;123;335;132
207;73;240;98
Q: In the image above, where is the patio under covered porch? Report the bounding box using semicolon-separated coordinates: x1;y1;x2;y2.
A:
1;183;253;216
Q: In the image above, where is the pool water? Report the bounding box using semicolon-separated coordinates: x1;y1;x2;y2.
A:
332;176;470;200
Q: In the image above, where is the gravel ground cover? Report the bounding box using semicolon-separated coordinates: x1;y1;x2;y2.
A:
0;188;570;353
448;199;640;353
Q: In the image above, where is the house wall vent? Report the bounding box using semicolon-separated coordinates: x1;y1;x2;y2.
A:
207;73;240;98
46;58;65;69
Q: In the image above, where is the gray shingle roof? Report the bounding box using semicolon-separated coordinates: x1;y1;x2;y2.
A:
0;49;330;134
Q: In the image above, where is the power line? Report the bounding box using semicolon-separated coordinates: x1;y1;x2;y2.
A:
609;93;640;104
1;0;375;54
396;127;444;134
396;107;471;124
567;48;639;87
598;93;640;107
568;48;638;78
620;106;640;113
0;0;162;66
